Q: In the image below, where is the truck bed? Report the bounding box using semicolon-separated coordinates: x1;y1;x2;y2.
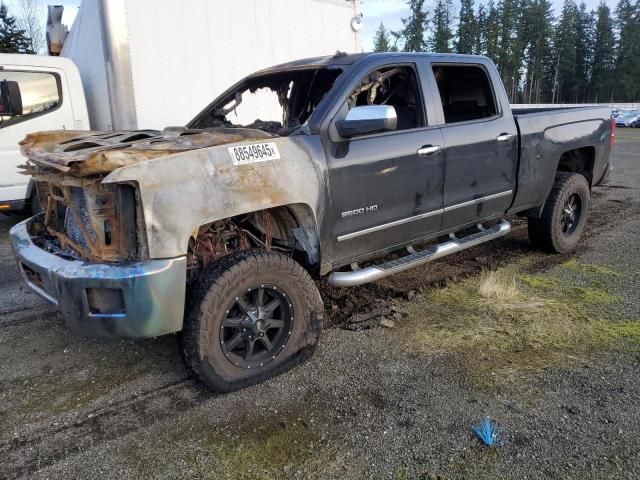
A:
509;105;613;215
511;106;604;115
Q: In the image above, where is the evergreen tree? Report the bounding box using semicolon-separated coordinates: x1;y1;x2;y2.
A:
483;0;501;64
521;0;554;102
496;0;524;100
430;0;454;52
574;3;594;102
613;0;640;101
373;22;394;52
551;0;579;102
0;2;33;53
589;2;616;102
455;0;477;54
474;4;487;55
394;0;429;52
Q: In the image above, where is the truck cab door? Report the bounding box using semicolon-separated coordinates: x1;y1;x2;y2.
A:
323;63;445;266
429;63;517;231
0;66;76;207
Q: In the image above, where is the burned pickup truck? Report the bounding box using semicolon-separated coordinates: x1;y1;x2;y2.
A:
10;53;613;391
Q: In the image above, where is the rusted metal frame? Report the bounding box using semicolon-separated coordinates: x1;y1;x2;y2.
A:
33;171;101;188
43;194;55;226
60;186;103;260
261;209;273;250
46;227;93;260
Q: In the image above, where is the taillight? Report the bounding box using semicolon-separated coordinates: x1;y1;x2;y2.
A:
610;118;616;147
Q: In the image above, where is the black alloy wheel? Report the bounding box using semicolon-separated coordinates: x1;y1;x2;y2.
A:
560;193;582;236
220;284;293;369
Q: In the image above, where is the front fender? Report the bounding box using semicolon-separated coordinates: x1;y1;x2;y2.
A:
103;137;323;259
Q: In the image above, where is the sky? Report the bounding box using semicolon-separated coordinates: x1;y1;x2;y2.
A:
7;0;617;53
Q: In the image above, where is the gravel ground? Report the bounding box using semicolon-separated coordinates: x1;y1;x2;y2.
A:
0;129;639;480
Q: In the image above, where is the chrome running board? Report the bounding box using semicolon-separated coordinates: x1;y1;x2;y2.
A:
328;219;511;287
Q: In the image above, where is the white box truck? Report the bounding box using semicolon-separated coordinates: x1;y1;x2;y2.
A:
0;0;362;212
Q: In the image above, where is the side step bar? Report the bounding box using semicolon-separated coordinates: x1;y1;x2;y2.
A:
328;219;511;287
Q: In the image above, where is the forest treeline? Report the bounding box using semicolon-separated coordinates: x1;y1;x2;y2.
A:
373;0;640;103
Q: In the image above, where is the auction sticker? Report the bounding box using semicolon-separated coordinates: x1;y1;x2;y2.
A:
229;142;281;165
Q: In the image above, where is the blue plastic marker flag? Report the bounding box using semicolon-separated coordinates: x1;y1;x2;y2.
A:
473;416;498;446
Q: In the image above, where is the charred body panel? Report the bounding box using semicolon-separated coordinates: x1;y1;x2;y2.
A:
102;136;324;260
20;128;273;177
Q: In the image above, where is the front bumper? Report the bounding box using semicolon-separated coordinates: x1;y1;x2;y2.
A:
10;217;186;338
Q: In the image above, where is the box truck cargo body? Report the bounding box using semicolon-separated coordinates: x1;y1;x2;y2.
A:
0;0;361;211
62;0;363;130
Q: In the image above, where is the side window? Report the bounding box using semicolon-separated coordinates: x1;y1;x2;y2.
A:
432;65;497;124
348;66;425;131
0;71;61;128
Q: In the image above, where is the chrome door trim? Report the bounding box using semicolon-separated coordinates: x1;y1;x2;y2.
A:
496;133;515;142
337;208;443;242
337;190;513;242
417;145;442;156
443;190;513;212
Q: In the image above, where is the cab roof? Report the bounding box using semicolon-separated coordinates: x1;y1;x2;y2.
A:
256;52;492;74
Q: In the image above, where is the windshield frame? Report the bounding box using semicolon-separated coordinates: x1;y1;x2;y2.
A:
187;65;345;135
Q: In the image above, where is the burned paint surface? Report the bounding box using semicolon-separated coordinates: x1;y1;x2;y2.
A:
103;136;324;259
20;128;274;177
20;129;324;261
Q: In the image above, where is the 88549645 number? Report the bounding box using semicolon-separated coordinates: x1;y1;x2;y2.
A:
228;142;281;165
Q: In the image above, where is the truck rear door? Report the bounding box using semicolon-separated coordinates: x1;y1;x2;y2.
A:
428;62;517;231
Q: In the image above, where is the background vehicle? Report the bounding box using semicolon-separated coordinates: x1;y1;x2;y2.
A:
0;0;362;213
0;55;88;213
10;53;613;392
615;110;640;127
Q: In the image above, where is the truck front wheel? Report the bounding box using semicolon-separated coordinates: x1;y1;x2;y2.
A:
528;172;591;253
180;250;323;392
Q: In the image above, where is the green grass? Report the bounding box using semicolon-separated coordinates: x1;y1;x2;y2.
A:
401;261;638;388
560;259;621;277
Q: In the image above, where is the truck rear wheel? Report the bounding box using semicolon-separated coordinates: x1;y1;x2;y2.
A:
180;250;323;392
528;172;590;253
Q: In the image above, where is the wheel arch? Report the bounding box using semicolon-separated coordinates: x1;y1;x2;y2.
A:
189;203;322;276
556;146;596;186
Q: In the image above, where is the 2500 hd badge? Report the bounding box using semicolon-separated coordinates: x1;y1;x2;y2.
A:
341;205;379;217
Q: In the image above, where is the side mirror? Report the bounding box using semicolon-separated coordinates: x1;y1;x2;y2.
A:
0;80;23;117
336;105;397;138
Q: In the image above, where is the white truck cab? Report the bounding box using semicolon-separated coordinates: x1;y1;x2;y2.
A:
0;54;89;212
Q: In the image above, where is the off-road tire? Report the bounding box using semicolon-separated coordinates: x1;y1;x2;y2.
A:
528;172;590;253
180;250;323;392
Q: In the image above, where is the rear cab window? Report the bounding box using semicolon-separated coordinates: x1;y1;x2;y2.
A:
432;65;497;124
0;71;61;128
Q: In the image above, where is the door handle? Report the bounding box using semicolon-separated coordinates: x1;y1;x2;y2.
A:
497;133;515;143
418;145;442;156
